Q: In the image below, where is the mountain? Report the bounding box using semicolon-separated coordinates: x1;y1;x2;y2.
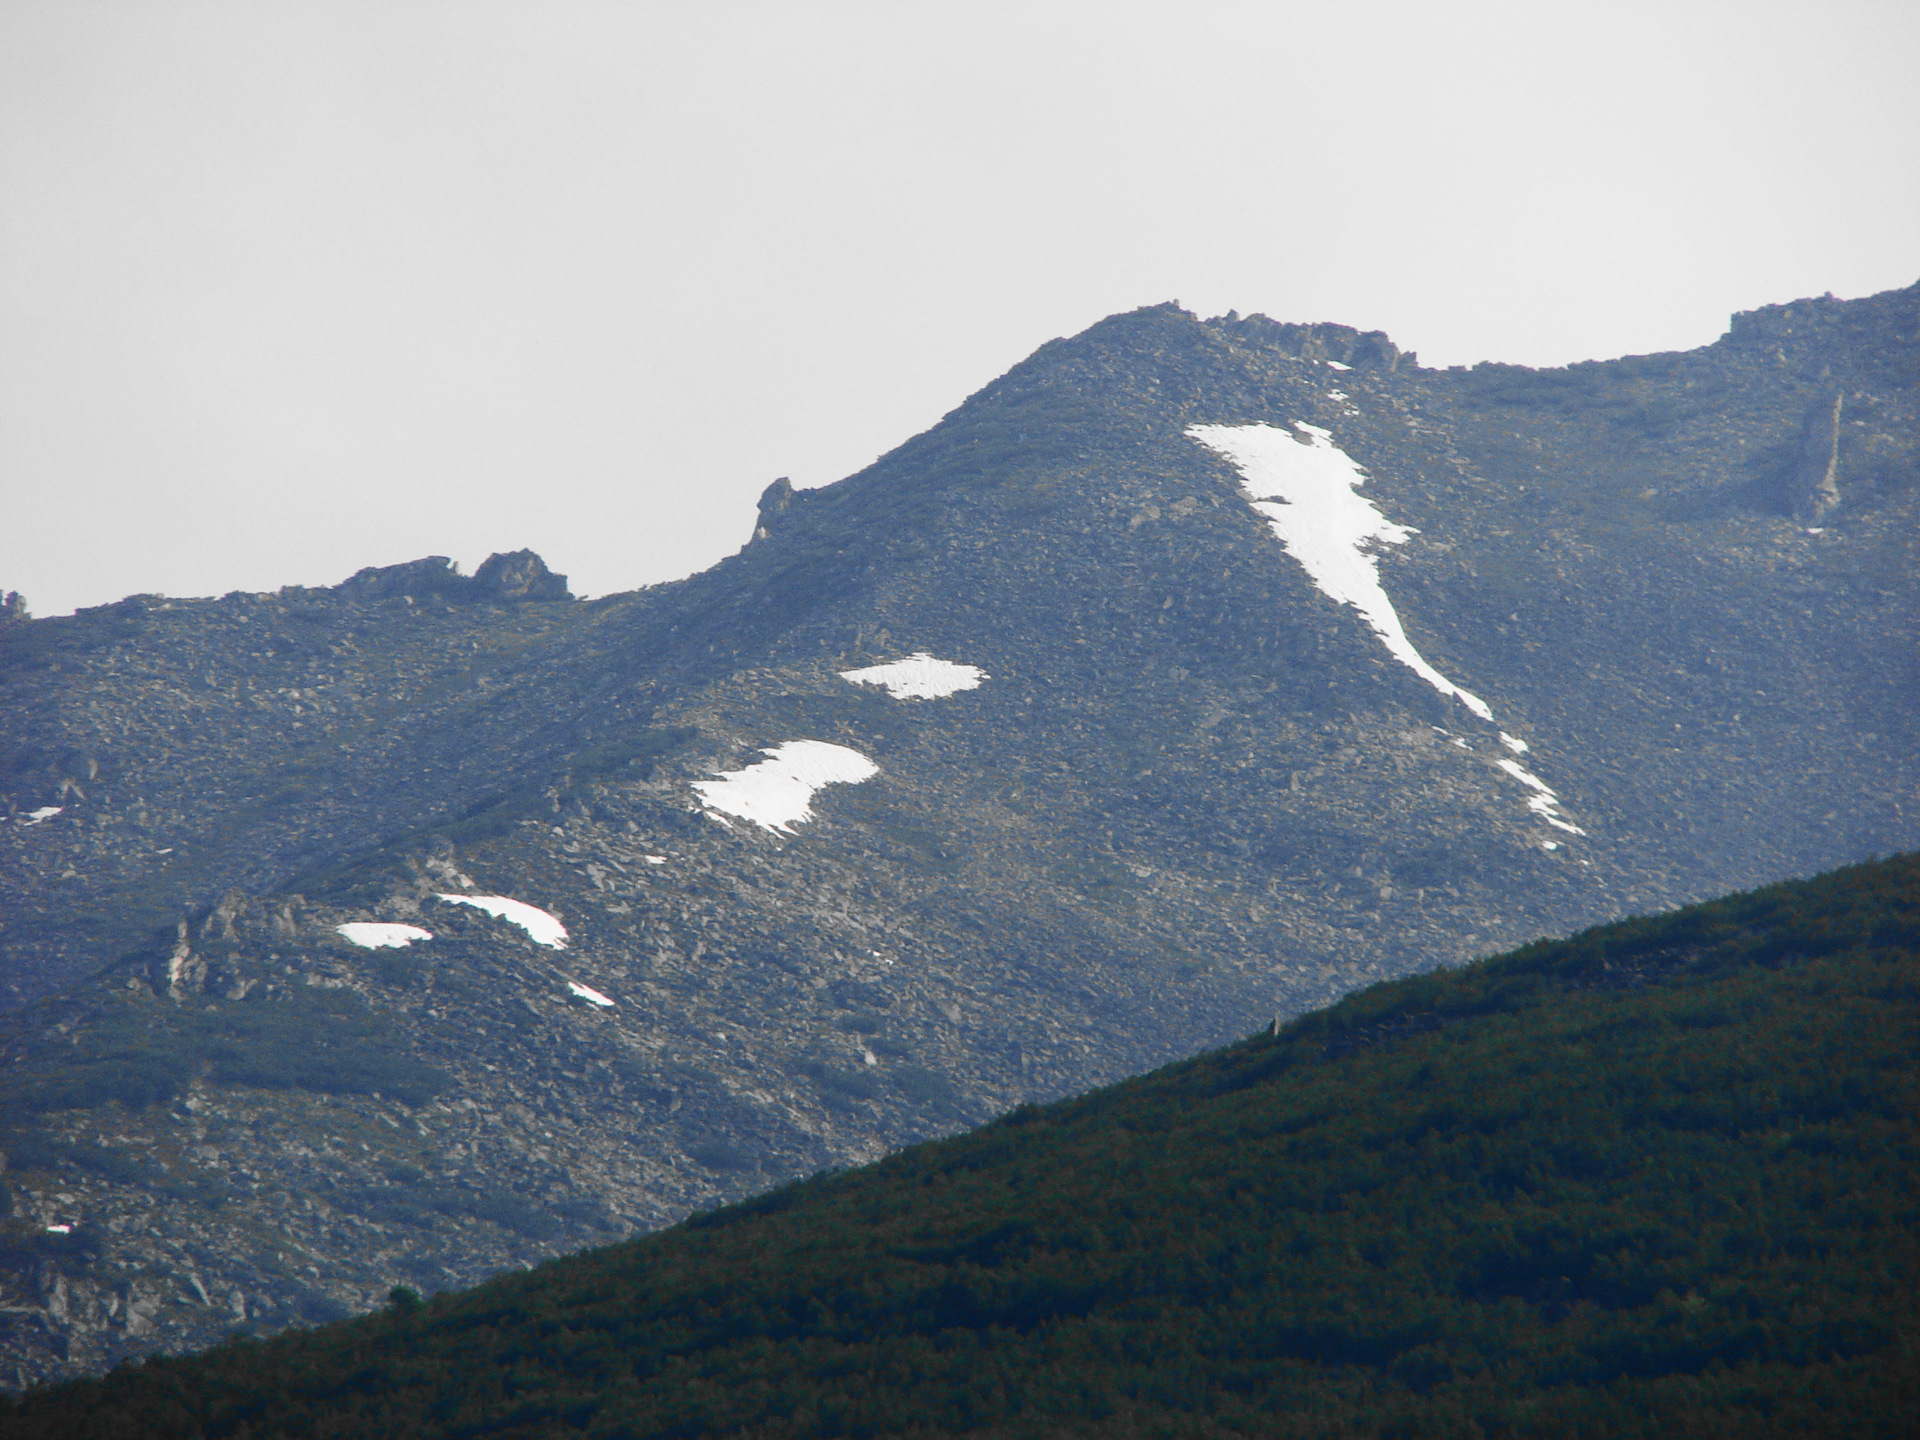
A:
7;852;1916;1438
1;282;1916;1384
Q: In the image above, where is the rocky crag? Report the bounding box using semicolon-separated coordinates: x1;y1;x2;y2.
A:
1;282;1915;1385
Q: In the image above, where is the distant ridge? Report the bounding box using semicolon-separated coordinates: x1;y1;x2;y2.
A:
9;853;1915;1438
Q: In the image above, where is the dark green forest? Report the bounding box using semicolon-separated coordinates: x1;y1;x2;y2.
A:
7;854;1917;1439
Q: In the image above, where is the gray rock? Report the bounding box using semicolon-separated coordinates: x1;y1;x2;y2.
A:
1;280;1915;1386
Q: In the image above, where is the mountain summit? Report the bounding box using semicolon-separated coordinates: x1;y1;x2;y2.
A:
2;283;1916;1382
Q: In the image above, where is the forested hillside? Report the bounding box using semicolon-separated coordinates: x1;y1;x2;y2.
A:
8;852;1915;1439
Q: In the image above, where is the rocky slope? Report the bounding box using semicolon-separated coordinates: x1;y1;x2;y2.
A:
1;281;1915;1384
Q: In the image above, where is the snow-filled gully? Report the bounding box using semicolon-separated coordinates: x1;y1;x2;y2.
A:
1188;421;1586;844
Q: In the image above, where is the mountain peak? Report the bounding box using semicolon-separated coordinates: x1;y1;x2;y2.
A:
0;281;1914;1387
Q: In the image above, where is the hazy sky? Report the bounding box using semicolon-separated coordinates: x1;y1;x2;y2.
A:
4;1;1916;616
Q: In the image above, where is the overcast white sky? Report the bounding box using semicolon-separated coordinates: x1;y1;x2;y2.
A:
3;1;1916;616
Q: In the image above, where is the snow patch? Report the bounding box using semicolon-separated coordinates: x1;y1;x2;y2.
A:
839;652;988;700
1326;360;1352;371
336;922;434;949
433;894;569;948
45;1224;72;1234
1495;758;1587;835
643;855;668;865
692;740;879;835
1188;422;1494;722
19;806;63;826
567;979;615;1008
1189;421;1594;842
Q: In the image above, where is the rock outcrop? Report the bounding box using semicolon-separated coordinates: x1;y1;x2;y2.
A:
334;550;571;605
1787;387;1844;523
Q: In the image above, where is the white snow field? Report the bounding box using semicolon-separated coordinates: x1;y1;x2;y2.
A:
1188;422;1494;722
692;739;879;834
566;979;616;1007
839;653;988;700
432;894;569;948
335;922;434;948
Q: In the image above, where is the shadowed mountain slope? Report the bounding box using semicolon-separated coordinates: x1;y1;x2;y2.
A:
0;282;1915;1381
6;852;1917;1439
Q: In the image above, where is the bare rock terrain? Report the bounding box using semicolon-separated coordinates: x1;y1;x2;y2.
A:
2;282;1915;1384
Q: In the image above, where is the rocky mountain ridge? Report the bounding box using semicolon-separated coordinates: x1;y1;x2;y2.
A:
1;280;1915;1384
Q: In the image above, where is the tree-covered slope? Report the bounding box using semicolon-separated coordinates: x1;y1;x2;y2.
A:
8;852;1916;1439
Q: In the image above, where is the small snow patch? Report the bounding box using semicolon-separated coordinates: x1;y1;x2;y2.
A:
839;652;988;700
692;739;879;834
643;855;668;865
434;894;569;948
19;806;63;826
336;922;434;949
1495;758;1587;835
1326;360;1352;371
567;979;615;1008
1499;732;1530;755
45;1224;72;1234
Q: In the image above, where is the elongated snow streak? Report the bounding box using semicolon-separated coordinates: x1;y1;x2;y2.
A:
1495;758;1587;835
434;894;569;949
567;979;615;1007
1189;421;1593;840
1187;422;1494;722
19;806;63;825
692;739;879;835
336;922;434;949
839;653;988;700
